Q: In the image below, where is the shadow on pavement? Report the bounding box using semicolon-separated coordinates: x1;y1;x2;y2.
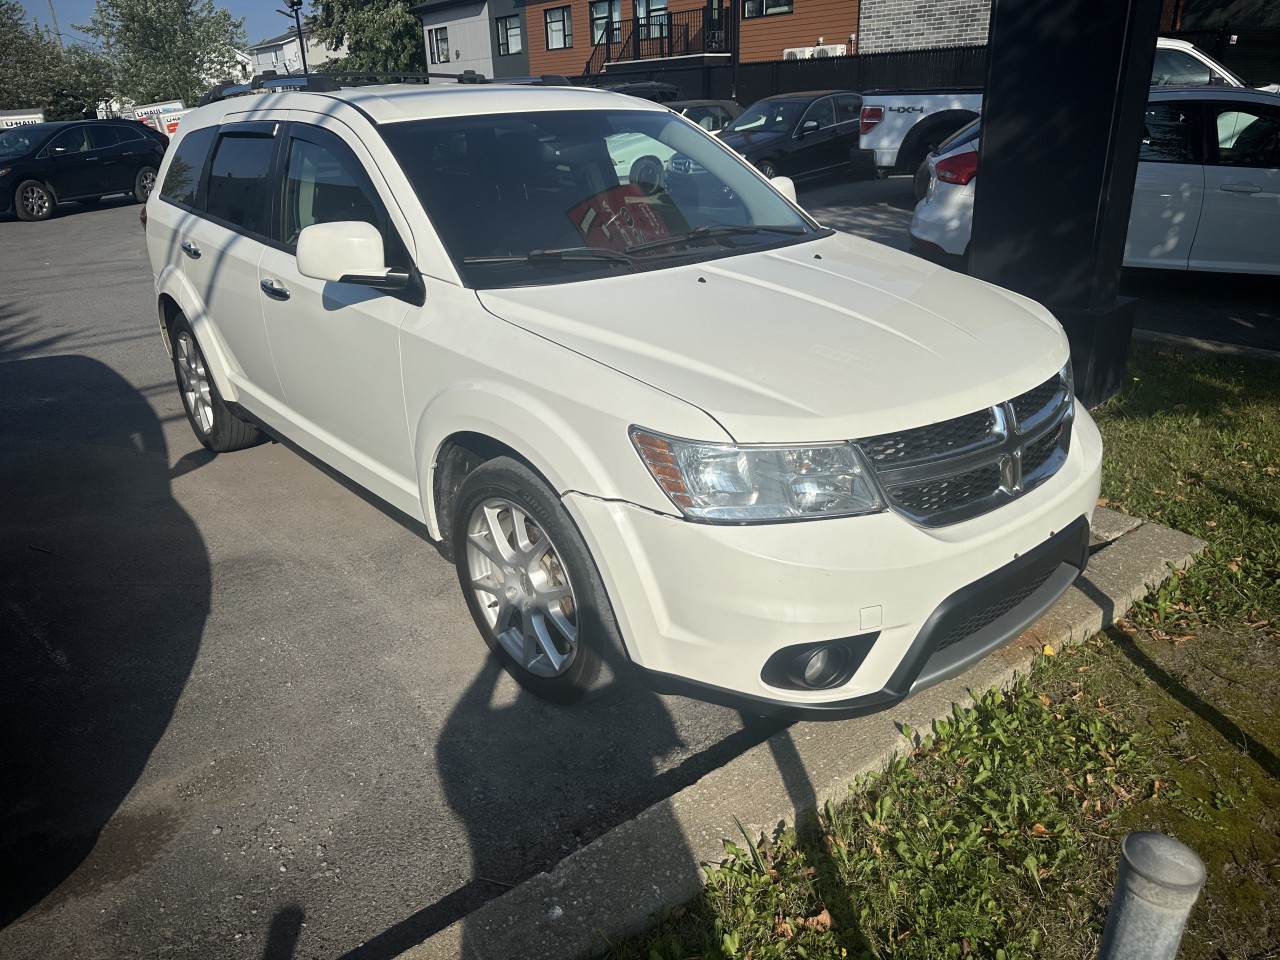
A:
0;344;209;927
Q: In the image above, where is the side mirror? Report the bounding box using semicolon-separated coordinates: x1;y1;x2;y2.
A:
297;220;408;291
770;175;797;204
798;119;820;137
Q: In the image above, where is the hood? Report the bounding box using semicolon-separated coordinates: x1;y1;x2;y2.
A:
476;232;1069;443
718;129;785;156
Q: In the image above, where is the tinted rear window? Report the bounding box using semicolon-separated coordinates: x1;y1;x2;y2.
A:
204;133;276;235
160;126;216;207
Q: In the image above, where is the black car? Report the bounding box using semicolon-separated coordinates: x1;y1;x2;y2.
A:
599;80;683;104
0;119;168;222
718;90;864;181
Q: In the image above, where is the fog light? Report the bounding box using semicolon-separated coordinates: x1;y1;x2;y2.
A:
803;648;830;685
761;634;878;692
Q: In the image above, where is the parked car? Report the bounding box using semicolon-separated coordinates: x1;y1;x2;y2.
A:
867;36;1277;185
145;77;1101;718
908;87;1280;275
668;98;743;133
1;119;167;221
605;99;744;192
599;80;683;103
719;90;865;181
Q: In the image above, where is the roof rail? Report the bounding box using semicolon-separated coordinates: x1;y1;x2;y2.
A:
197;67;576;106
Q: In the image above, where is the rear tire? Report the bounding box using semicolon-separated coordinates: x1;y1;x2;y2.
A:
15;180;54;221
453;457;627;704
134;166;157;203
170;313;261;452
756;159;778;179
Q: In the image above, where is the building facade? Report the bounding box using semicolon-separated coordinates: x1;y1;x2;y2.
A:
248;28;346;76
412;0;531;78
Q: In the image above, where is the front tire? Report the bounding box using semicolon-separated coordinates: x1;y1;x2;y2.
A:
134;166;157;203
170;313;261;452
453;457;627;704
756;159;778;179
15;180;54;221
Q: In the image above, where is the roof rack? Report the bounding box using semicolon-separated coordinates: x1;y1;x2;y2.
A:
198;69;575;106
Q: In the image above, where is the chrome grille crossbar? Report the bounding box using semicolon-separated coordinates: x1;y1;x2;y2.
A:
857;373;1073;527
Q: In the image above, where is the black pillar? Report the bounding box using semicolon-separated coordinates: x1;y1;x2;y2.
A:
968;0;1162;407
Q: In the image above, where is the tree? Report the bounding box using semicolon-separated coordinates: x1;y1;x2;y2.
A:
308;0;427;73
0;0;116;119
77;0;247;106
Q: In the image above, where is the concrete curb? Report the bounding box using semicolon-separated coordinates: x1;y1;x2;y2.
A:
1133;328;1280;364
398;508;1206;960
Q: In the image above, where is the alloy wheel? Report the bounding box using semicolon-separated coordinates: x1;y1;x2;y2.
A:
174;330;214;436
21;184;50;219
464;497;579;678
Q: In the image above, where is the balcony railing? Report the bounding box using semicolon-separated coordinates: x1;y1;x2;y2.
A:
583;8;728;75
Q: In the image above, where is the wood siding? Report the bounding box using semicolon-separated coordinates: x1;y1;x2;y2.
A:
528;0;711;75
740;0;860;63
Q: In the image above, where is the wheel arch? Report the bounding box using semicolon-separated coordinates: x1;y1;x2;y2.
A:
897;110;979;173
415;384;623;547
154;279;241;404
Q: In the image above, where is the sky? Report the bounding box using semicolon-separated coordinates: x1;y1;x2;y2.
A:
20;0;293;52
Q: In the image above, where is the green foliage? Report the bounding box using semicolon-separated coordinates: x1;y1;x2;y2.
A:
308;0;427;72
0;0;113;119
605;679;1152;960
76;0;246;106
1094;350;1280;635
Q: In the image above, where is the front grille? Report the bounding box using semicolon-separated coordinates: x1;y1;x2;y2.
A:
861;409;996;466
857;371;1073;527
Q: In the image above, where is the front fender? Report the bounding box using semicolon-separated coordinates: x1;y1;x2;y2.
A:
413;380;633;540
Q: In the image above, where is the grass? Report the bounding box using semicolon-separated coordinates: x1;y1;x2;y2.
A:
598;348;1280;960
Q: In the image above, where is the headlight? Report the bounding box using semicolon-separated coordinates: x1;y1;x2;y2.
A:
0;167;11;179
631;428;884;523
1061;357;1074;403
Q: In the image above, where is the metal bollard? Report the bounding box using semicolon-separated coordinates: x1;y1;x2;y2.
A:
1097;832;1206;960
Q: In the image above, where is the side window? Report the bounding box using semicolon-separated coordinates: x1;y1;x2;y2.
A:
802;99;835;130
1151;49;1211;87
1140;103;1196;163
1212;105;1280;168
282;128;408;266
204;131;278;237
160;126;217;208
87;125;119;149
48;128;90;154
283;135;379;243
834;95;861;125
113;123;146;143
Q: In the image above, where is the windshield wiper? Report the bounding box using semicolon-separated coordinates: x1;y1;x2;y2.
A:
626;224;809;255
463;246;636;265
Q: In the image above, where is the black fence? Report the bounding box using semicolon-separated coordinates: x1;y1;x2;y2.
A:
589;27;1280;104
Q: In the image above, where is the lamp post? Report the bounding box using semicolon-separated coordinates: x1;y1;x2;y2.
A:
276;0;309;75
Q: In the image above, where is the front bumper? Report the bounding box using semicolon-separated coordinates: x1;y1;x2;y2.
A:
563;408;1102;718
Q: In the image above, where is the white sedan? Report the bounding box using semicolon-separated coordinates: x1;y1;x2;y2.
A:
909;86;1280;275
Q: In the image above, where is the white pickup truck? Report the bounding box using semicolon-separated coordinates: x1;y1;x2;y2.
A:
859;37;1269;179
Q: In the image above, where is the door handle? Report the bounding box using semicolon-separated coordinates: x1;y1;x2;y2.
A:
1220;182;1262;194
180;240;201;259
260;278;291;301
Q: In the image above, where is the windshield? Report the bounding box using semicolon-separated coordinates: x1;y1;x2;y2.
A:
0;127;40;155
381;109;822;289
723;100;804;134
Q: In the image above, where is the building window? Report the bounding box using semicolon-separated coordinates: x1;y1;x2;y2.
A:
429;26;450;63
545;6;573;49
743;0;791;17
636;0;668;39
496;15;522;56
589;0;620;44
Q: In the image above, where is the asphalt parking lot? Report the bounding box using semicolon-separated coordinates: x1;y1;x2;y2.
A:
1;176;1275;960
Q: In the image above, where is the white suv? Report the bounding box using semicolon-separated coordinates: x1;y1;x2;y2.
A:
144;76;1103;718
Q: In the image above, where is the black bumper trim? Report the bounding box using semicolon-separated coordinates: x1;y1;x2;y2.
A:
638;516;1091;721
